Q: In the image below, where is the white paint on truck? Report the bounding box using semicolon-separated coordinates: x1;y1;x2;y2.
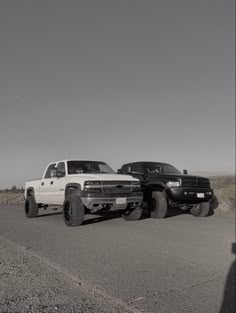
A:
25;160;142;207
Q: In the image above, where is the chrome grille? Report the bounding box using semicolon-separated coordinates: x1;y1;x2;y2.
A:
103;187;132;194
101;181;133;186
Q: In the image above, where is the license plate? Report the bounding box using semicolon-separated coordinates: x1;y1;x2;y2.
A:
197;193;205;198
116;198;126;205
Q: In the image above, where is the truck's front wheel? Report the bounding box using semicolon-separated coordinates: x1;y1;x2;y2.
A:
190;202;210;217
25;194;39;218
63;196;85;226
123;206;143;221
151;191;168;219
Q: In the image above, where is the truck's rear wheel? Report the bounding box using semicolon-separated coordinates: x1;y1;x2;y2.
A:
63;196;84;226
190;202;210;217
123;206;143;221
25;194;39;218
151;191;168;219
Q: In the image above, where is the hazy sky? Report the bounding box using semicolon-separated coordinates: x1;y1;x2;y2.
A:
0;0;235;187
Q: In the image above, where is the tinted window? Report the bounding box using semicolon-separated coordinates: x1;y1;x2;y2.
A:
44;163;56;179
162;164;181;174
67;161;115;174
121;164;130;174
132;164;144;173
57;162;66;177
145;163;181;174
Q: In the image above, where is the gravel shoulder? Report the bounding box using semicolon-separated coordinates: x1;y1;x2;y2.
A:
0;205;235;313
0;236;139;313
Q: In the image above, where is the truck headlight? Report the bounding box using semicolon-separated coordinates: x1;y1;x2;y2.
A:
84;188;102;193
84;181;101;186
166;181;180;187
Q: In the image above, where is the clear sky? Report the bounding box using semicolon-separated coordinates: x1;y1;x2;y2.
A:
0;0;235;188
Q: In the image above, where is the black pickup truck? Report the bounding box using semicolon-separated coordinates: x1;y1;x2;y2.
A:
118;162;214;218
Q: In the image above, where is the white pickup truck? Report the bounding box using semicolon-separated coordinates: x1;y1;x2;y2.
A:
24;160;143;226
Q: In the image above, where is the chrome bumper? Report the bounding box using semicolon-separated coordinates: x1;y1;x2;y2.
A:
81;196;143;210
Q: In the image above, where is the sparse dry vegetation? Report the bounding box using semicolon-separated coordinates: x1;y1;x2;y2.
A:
0;187;24;204
209;176;235;215
0;176;235;215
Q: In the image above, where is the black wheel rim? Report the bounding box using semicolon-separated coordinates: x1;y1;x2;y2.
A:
133;208;142;218
64;201;72;221
192;205;201;214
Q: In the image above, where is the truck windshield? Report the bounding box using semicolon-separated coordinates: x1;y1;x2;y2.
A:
145;163;181;174
67;161;115;174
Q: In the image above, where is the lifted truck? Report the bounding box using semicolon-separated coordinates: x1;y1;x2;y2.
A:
24;160;143;226
118;161;214;218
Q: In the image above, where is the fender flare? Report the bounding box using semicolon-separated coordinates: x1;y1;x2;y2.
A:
147;182;166;191
25;187;39;206
65;183;82;197
25;187;35;198
144;182;167;203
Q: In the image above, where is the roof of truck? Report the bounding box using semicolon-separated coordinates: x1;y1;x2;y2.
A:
122;161;171;166
49;160;108;164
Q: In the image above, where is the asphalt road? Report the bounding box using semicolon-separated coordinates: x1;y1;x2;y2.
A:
0;205;235;313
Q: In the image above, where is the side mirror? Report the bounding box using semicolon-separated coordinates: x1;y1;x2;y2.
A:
183;169;188;175
50;168;57;178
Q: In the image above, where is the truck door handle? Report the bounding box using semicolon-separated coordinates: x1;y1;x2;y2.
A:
41;182;44;186
50;181;53;185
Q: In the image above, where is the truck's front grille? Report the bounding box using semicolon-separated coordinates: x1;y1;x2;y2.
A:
100;181;134;195
182;177;210;188
101;181;133;186
103;187;132;195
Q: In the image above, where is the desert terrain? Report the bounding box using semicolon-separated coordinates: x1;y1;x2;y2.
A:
0;176;235;313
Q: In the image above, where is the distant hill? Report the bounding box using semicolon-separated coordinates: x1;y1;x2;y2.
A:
190;171;235;177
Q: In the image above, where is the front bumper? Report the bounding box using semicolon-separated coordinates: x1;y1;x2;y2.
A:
165;187;214;204
81;192;143;210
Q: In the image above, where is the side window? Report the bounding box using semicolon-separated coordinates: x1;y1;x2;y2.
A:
129;163;144;180
121;164;130;174
44;163;56;179
132;164;144;173
57;162;66;177
146;166;161;174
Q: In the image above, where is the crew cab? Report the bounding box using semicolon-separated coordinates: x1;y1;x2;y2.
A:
25;160;143;226
118;161;214;218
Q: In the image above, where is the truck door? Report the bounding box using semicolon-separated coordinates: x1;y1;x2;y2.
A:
39;163;56;204
48;162;66;205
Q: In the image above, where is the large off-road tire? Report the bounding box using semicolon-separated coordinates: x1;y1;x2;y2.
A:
151;191;168;219
123;206;143;221
25;193;39;218
63;195;85;226
190;202;210;217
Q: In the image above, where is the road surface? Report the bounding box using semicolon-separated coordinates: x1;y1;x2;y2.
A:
0;205;235;313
